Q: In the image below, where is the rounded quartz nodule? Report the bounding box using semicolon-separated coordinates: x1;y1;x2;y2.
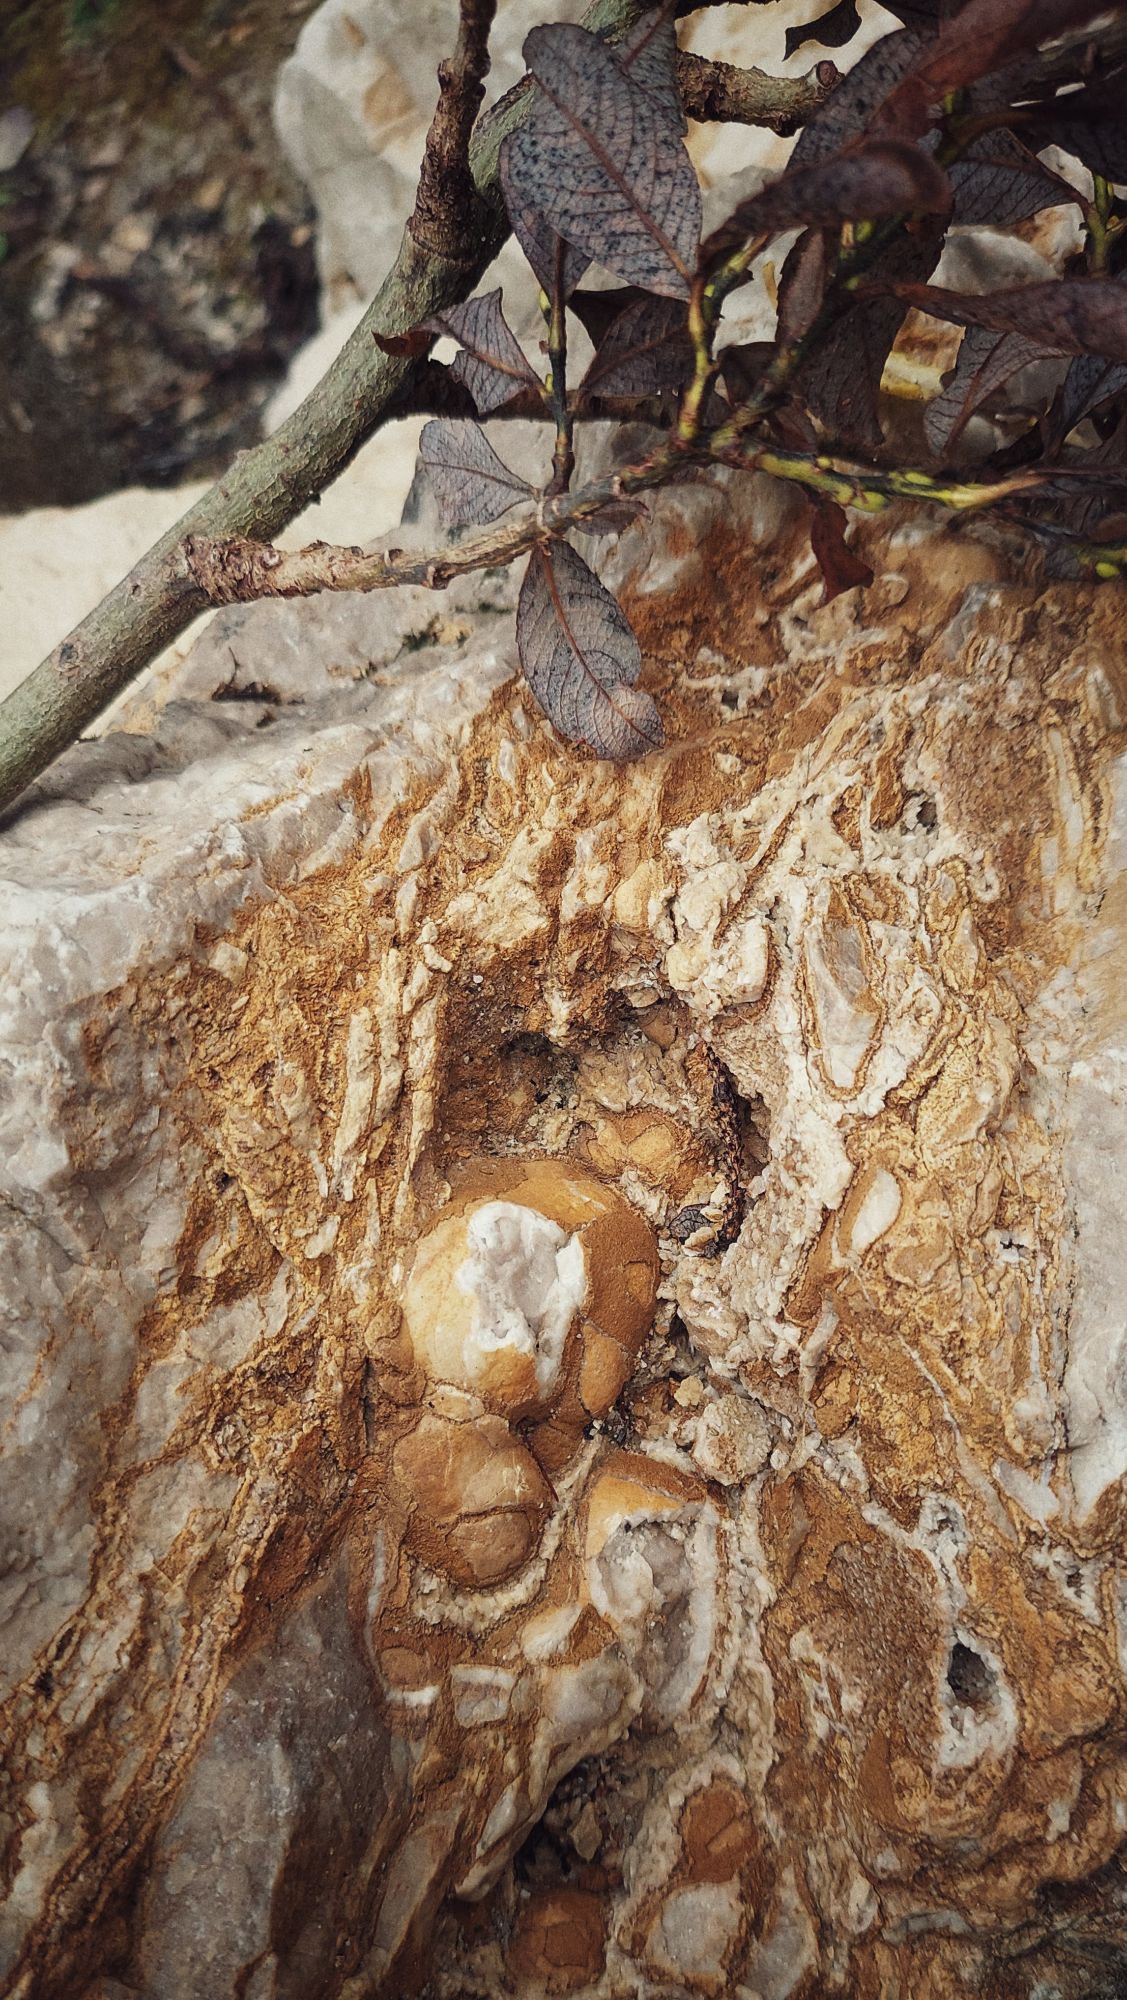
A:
391;1159;662;1587
400;1157;660;1425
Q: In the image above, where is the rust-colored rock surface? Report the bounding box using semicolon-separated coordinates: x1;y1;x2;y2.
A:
2;476;1126;1997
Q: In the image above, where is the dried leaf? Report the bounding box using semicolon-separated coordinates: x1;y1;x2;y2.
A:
809;498;874;600
891;279;1127;363
425;290;542;416
517;540;663;759
419;419;534;529
948;131;1080;227
579;294;691;400
708;138;950;259
501;22;701;300
924;325;1052;454
785;0;862;59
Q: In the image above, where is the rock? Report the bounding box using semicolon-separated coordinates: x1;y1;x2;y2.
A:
3;452;1127;1997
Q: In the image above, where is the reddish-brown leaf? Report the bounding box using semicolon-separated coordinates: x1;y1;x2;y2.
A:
891;279;1127;362
579;294;691;401
948;131;1080;228
425;290;543;415
790;29;925;165
875;0;1116;140
1026;66;1127;188
718;340;774;408
707;138;950;260
500;22;701;300
809;498;874;601
419;420;535;529
924;324;1052;454
517;540;663;759
798;228;940;451
776;229;830;348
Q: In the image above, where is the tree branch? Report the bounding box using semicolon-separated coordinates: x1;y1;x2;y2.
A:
677;51;837;135
185;439;1123;614
409;0;498;260
0;0;660;818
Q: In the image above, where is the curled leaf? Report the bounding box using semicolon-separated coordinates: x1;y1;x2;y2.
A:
419;420;534;529
579;294;691;401
517;540;663;759
425;290;542;415
501;22;701;300
707;138;950;261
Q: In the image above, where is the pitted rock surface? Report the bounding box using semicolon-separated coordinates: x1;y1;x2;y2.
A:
2;478;1126;1998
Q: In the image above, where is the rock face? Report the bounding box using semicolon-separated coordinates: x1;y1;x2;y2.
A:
2;478;1127;1999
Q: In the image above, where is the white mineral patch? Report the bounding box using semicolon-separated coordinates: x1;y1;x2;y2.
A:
455;1202;588;1397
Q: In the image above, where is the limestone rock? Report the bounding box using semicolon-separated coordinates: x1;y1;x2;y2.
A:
2;477;1127;1999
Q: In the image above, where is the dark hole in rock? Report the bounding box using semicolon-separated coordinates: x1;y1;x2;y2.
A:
947;1640;994;1710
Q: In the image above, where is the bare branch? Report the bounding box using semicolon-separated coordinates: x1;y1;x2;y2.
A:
410;0;498;260
677;52;838;136
0;0;650;818
185;439;1127;614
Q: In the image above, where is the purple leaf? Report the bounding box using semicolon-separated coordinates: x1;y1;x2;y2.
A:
925;325;1052;455
517;540;663;759
707;138;950;260
790;30;925;164
500;23;701;301
948;132;1080;227
1026;66;1127;187
776;229;830;347
873;0;1118;141
425;290;543;415
579;294;691;400
891;279;1127;363
498;181;590;299
799;230;939;452
616;2;686;133
419;420;534;529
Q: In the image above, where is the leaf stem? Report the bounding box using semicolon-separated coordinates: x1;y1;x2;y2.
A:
546;248;575;496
